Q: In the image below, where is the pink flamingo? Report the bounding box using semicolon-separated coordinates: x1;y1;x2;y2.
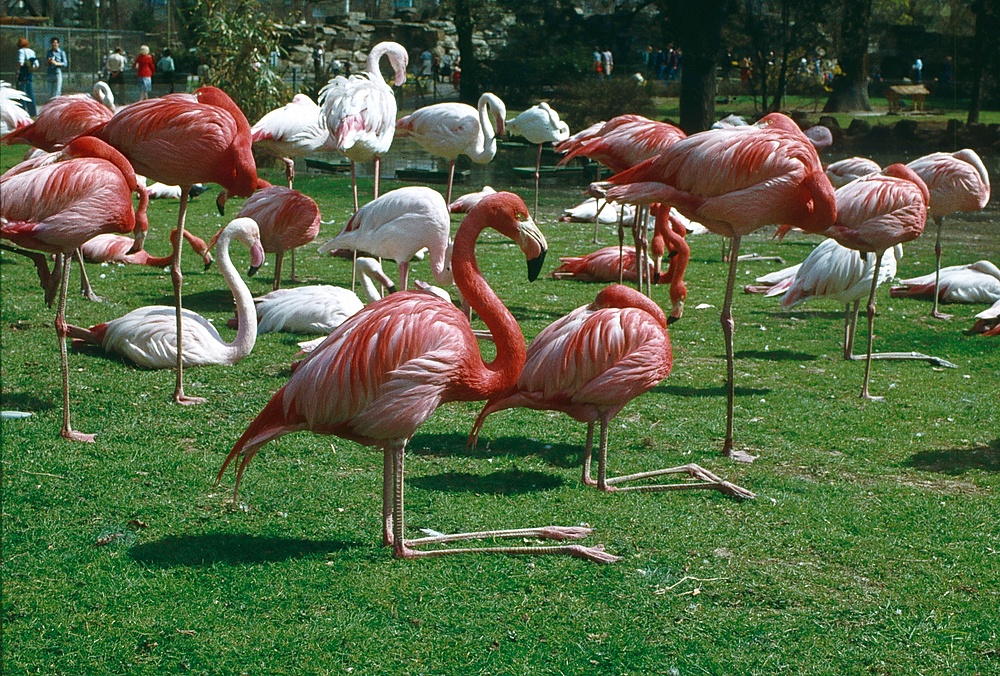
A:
825;156;881;188
506;102;570;219
600;112;837;462
395;92;507;206
448;185;497;213
87;86;259;404
317;186;453;292
468;284;753;499
1;82;114;151
906;149;991;319
216;192;617;563
319;41;408;211
1;138;142;442
890;260;1000;305
82;229;214;269
67;218;264;370
214;185;320;289
823;164;930;399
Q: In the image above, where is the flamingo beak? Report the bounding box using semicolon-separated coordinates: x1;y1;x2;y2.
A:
517;218;548;282
384;285;397;295
668;300;684;325
216;191;228;217
247;242;265;276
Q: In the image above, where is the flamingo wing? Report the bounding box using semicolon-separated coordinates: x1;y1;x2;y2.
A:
254;285;364;334
101;306;226;369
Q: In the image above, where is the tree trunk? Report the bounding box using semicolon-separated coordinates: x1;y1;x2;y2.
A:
823;0;873;113
967;0;999;124
671;0;725;132
454;0;478;105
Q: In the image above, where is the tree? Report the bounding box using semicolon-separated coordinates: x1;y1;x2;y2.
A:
823;0;873;112
968;0;1000;124
665;0;728;132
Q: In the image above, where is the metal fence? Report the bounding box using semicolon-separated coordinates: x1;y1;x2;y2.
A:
2;25;146;106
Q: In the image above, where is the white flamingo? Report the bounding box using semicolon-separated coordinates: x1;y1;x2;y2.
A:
506;102;570;218
891;260;1000;305
319;41;408;210
0;81;31;137
251;93;338;187
395;92;507;205
66;218;264;369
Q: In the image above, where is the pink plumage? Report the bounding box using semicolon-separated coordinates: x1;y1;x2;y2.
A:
2;89;113;151
557;114;686;173
82;229;213;269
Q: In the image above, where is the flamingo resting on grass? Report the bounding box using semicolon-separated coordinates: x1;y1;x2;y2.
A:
971;299;1000;336
395;93;507;206
87;86;259;404
890;260;1000;305
0;139;143;442
319;41;408;211
66;218;264;370
216;192;618;563
469;284;754;499
906;149;991;319
598;112;837;462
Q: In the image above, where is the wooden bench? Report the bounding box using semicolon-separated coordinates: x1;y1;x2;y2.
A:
887;84;930;113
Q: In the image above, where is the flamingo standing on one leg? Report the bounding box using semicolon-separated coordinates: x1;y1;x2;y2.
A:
506;102;570;220
468;284;753;499
216;192;617;564
1;82;115;151
86;86;259;404
66;218;264;370
0;140;143;442
906;149;991;319
213;186;320;290
823;164;930;399
319;41;408;211
599;112;837;462
317;186;453;291
395;92;507;206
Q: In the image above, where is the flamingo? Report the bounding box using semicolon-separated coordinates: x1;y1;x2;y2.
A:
81;229;214;269
599;112;837;462
143;182;209;200
66;218;264;369
214;185;321;289
906;149;991;319
804;125;833;149
971;298;1000;336
1;138;142;442
825;157;881;188
1;82;115;151
890;260;1000;305
251;93;338;187
216;192;617;563
319;41;408;210
448;185;497;213
240;257;396;336
822;164;930;399
317;186;453;291
558;197;635;226
468;284;753;499
762;238;904;359
1;81;32;136
506;102;570;219
86;86;259;404
395;92;507;206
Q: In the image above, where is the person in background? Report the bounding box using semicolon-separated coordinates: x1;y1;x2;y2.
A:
133;45;155;101
912;55;923;83
107;46;126;102
157;48;175;93
46;37;67;99
601;47;614;79
15;37;38;116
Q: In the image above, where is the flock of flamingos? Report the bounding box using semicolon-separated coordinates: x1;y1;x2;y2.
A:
1;40;996;564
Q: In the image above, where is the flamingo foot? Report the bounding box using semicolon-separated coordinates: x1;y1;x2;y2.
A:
723;446;757;464
82;289;104;303
174;392;207;406
62;428;96;443
861;391;885;402
394;542;619;564
932;310;953;320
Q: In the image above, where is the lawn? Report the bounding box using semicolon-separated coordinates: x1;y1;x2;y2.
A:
2;143;999;674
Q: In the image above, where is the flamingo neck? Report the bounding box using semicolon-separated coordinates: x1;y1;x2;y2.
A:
470;99;498;163
428;242;454;286
452;216;526;397
215;228;258;362
357;266;383;303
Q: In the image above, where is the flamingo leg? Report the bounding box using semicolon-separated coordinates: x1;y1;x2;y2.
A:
373;156;381;201
844;301;860;360
931;216;952;320
289;249;298;283
720;235;756;463
533;144;542;221
55;255;94;443
284;157;295;186
1;244;58;306
391;441;618;563
617;208;626;285
581;421;596;486
860;251;884;400
383;449;394;547
272;251;284;291
592;197;602;244
398;261;410;291
349;161;359;213
75;248;103;302
446;160;456;207
172;187;205;405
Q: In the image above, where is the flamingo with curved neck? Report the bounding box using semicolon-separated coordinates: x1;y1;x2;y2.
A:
217;192;617;563
66;218;264;370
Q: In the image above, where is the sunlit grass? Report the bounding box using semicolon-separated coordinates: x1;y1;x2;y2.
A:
2;148;999;674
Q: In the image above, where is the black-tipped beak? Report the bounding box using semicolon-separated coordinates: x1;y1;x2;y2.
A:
247;265;260;277
385;284;397;295
667;315;680;325
204;260;213;271
216;195;226;217
526;250;547;282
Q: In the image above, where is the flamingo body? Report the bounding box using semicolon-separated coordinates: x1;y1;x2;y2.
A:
2;84;114;151
396;93;507;164
769;238;901;307
253;286;365;335
251;93;337;159
890;260;1000;304
558;115;686;173
0;81;32;136
906;150;990;219
826;157;881;188
449;185;497;213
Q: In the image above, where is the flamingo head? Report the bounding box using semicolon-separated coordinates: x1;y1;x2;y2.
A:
472;192;547;281
883;163;931;206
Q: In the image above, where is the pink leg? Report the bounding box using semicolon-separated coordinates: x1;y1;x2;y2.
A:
446;160;456;207
272;251;284;291
172;187;205;405
284;157;295;187
373;156;381;201
350;162;359;213
931;217;951;320
55;255;94;442
398;261;410;292
533;144;542;221
860;251;884;401
720;236;756;463
75;248;103;302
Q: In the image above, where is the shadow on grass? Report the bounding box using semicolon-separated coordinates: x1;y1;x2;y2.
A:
903;439;1000;475
735;349;818;361
408;431;580;468
1;391;56;412
137;288;235;314
654;384;771;397
409;468;564;495
129;533;356;567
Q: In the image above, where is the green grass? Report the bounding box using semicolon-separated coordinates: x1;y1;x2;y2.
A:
2;153;999;675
